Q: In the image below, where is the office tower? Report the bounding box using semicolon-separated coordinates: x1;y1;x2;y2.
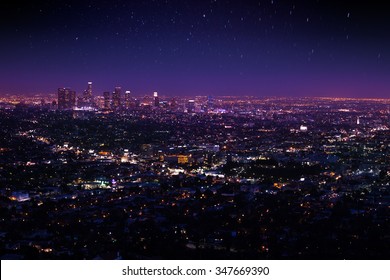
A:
58;87;76;110
103;91;111;110
70;90;76;108
187;99;195;113
58;88;66;109
82;81;93;107
153;91;159;107
125;90;131;109
76;96;83;108
112;86;121;109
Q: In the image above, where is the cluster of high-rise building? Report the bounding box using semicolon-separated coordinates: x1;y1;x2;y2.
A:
57;88;76;110
56;82;222;114
57;82;93;110
57;82;163;111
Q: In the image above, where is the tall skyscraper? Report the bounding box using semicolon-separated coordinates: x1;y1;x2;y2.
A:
70;90;76;109
103;91;111;110
187;99;195;113
125;90;131;109
82;81;93;107
153;91;159;107
58;88;65;109
58;87;76;110
112;86;121;109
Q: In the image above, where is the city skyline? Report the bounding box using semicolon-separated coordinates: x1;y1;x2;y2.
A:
1;0;389;97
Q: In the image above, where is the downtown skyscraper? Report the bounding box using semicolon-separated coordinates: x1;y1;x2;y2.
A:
81;81;93;107
112;87;121;110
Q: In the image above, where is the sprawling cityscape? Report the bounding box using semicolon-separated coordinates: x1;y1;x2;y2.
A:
1;1;390;266
1;83;389;259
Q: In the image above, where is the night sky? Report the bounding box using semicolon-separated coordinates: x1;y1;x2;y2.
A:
1;0;389;97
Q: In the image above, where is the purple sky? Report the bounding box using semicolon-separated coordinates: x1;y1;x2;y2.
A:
0;1;389;97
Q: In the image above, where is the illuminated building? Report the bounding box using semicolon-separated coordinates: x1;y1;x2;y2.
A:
187;99;195;113
112;86;121;109
9;191;30;202
57;87;76;110
82;81;93;107
125;90;131;109
154;91;159;107
177;155;189;164
103;91;111;110
162;154;190;164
